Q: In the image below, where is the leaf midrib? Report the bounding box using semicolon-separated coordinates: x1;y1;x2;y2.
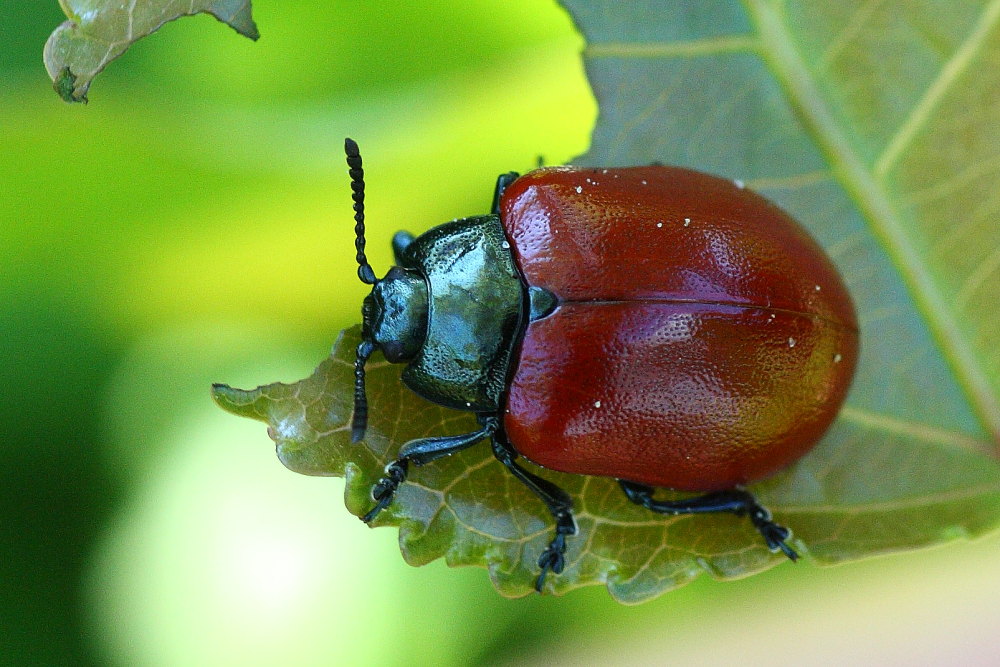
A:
743;0;1000;446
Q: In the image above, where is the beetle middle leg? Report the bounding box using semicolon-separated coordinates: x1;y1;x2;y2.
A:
618;480;799;561
491;432;577;592
361;418;498;523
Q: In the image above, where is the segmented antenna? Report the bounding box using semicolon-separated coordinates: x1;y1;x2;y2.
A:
352;339;375;442
345;138;377;284
346;138;377;442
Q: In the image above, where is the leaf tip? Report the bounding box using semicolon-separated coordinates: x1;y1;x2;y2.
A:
213;6;260;41
211;382;263;419
53;67;87;104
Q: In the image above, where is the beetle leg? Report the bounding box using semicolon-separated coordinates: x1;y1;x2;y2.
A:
490;433;577;592
361;422;497;524
391;231;415;265
617;481;799;561
491;172;520;215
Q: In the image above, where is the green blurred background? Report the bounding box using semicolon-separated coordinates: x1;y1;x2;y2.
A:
2;3;999;665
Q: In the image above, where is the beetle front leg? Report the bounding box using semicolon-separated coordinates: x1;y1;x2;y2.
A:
618;481;799;561
490;434;577;592
362;420;497;523
491;172;520;215
391;231;415;265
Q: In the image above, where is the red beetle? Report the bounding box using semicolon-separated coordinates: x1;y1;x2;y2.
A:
344;139;859;590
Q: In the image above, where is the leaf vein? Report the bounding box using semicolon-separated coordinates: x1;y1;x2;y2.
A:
585;35;760;59
781;481;999;513
955;244;1000;311
815;0;887;73
840;405;993;455
874;0;1000;177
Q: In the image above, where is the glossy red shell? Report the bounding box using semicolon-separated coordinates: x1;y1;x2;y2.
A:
500;166;859;491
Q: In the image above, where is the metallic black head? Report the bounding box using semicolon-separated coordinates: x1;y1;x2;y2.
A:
363;267;428;363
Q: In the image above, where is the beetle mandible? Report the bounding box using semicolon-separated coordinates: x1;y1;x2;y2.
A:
344;138;859;591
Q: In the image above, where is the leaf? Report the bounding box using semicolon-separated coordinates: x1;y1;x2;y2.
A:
214;329;812;602
44;0;259;103
215;1;1000;602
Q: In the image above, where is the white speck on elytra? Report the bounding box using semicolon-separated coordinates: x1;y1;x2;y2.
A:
834;353;843;363
602;169;609;174
594;400;602;408
641;180;648;185
734;179;745;189
788;337;796;347
575;185;583;193
683;217;691;226
815;284;822;291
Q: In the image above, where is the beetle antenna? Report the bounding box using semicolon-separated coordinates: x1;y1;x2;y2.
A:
352;339;375;442
345;138;377;285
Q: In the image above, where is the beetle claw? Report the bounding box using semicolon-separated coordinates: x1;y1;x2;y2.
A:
534;532;567;592
360;494;392;524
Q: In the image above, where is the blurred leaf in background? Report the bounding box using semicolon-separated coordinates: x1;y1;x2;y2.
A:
44;0;259;102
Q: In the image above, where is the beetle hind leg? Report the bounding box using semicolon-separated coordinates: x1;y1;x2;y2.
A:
618;481;799;561
490;435;577;592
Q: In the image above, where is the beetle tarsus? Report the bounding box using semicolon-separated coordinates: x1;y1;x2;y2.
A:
745;504;798;561
361;460;409;523
534;531;566;592
533;515;576;592
617;481;799;562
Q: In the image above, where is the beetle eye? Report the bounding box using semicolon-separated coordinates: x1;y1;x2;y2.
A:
380;340;407;363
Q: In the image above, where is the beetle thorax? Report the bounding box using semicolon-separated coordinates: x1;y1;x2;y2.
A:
363;266;429;363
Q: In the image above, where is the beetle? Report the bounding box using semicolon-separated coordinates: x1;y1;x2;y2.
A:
344;138;859;591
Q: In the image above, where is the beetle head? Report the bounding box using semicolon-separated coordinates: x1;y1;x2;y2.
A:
362;267;429;363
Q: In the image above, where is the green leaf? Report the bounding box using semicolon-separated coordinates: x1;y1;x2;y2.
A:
214;329;808;602
215;1;1000;602
44;0;259;103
